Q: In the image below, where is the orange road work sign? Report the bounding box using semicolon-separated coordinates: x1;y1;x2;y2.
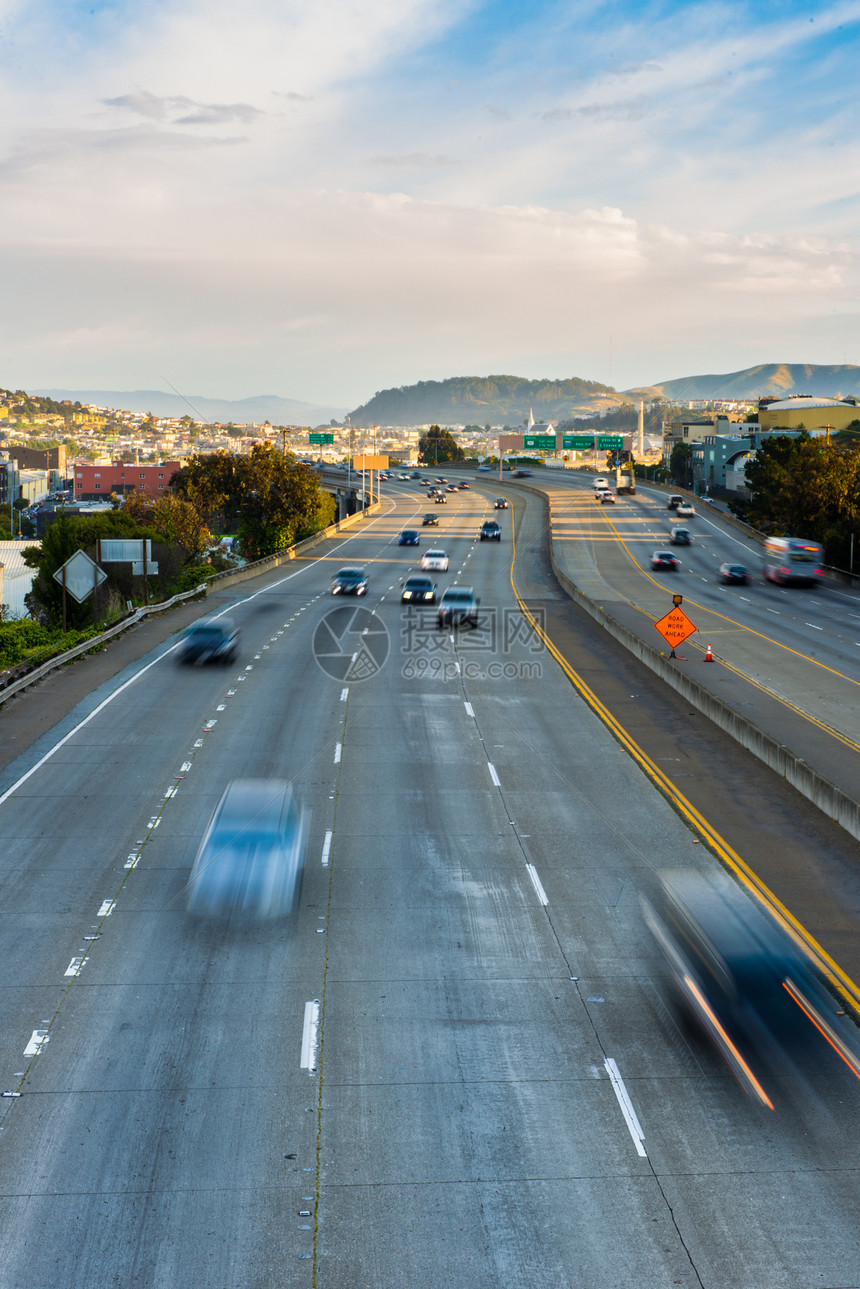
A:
654;605;697;650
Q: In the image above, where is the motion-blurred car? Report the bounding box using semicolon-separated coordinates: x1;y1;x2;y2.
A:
458;481;470;489
676;502;696;518
437;587;480;628
397;473;410;480
720;562;749;584
514;469;532;477
420;549;449;572
494;497;509;509
180;618;239;666
593;477;608;489
667;495;683;510
187;779;307;919
642;869;860;1108
480;520;501;541
331;566;368;595
398;529;420;546
478;464;492;471
446;484;458;492
401;575;438;603
670;526;691;545
422;513;440;526
434;493;448;504
436;476;448;484
598;490;616;504
651;550;680;571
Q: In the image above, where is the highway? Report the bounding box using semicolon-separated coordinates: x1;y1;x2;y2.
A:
0;477;859;1287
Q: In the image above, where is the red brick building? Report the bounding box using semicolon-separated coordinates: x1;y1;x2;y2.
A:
73;461;182;502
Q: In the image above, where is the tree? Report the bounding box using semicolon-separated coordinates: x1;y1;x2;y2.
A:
417;425;466;465
170;445;335;560
121;491;211;563
741;432;860;566
669;441;693;488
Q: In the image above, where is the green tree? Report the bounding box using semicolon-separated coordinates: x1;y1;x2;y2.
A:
669;441;693;488
170;445;335;560
418;425;466;465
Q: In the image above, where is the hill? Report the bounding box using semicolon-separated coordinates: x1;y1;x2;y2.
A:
347;375;620;427
31;389;347;426
625;363;860;403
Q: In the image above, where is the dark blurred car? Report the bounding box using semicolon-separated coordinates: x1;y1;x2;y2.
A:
436;476;448;484
186;779;307;919
670;526;691;545
480;520;501;541
458;481;470;489
401;574;438;603
642;869;860;1108
494;497;508;509
434;493;448;504
398;529;420;546
667;495;683;510
514;469;532;477
180;618;238;665
651;550;680;571
446;484;457;492
719;562;749;584
437;587;480;628
422;513;439;526
331;566;368;595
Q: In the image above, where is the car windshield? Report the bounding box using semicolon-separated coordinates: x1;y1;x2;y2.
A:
442;591;473;603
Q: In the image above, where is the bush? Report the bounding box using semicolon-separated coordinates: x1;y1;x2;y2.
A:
0;621;99;671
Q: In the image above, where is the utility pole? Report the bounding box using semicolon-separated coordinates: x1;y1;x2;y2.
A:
638;400;645;457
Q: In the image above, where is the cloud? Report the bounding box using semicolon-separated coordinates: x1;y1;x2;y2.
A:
104;92;263;127
369;153;460;168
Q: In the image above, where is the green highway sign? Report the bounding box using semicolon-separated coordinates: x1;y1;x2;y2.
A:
597;436;624;450
562;435;594;449
524;435;557;450
309;433;335;444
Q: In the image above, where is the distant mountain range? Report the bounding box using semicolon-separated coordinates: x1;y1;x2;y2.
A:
30;364;860;431
32;389;348;427
625;363;860;403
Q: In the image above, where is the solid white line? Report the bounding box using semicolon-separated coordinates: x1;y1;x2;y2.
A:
464;701;474;717
526;863;548;906
805;623;823;630
300;1000;320;1071
321;830;333;867
334;742;342;764
604;1057;647;1157
340;688;348;701
488;763;500;787
24;1030;49;1057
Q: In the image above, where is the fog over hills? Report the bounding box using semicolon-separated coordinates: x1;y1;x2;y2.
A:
33;389;348;426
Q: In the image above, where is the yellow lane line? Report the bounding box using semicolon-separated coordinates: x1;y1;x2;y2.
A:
508;497;860;1017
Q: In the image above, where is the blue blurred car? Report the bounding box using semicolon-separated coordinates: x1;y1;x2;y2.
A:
398;529;420;546
187;780;307;918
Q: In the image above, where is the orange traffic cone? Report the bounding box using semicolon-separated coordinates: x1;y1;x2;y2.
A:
704;642;713;661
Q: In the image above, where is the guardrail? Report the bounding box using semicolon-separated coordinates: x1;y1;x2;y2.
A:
0;501;381;708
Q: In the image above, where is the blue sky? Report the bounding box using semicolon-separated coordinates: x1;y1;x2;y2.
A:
1;0;859;406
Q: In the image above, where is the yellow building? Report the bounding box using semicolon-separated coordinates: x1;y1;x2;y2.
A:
758;398;860;434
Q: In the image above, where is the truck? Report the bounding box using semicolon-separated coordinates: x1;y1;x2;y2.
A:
616;463;636;494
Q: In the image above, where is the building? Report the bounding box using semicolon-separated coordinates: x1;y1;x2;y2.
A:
757;397;860;435
73;460;182;502
689;430;807;495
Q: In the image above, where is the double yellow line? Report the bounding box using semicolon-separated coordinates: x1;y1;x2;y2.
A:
507;497;860;1018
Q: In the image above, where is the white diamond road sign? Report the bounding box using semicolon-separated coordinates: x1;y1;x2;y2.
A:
53;549;107;604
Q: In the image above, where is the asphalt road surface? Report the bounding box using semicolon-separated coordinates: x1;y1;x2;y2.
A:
0;482;858;1288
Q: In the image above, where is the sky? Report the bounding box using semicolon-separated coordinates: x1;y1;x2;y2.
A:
2;0;860;408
